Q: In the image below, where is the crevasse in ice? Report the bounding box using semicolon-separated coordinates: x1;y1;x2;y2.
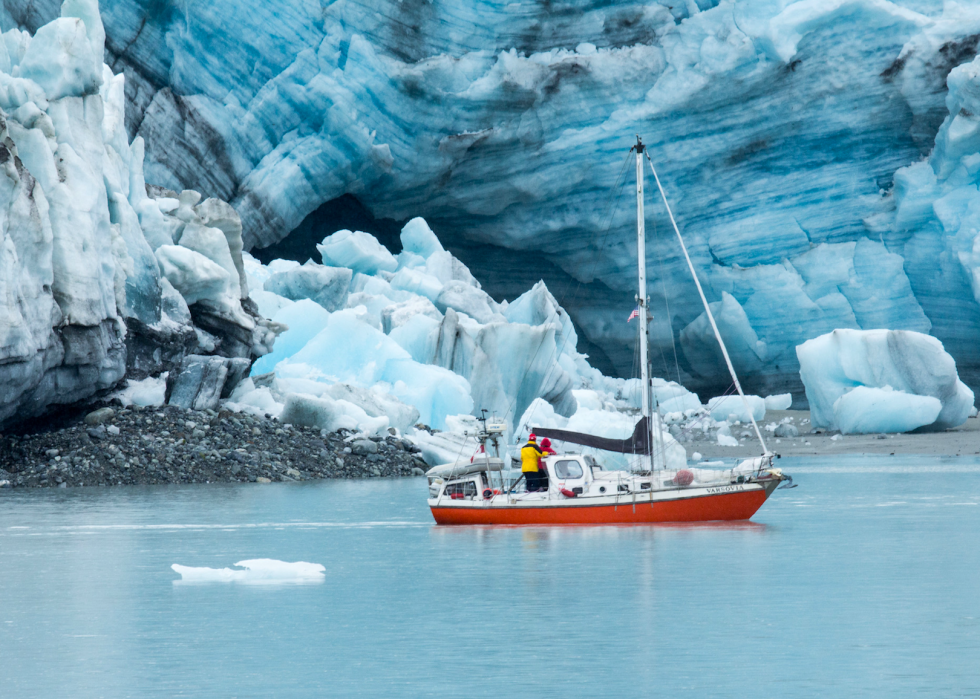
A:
7;0;980;400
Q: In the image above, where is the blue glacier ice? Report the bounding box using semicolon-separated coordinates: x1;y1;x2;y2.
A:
236;218;704;468
797;328;974;433
5;0;980;402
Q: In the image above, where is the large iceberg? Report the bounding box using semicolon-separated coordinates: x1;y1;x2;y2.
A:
234;217;696;468
7;0;980;402
797;329;974;433
0;0;276;428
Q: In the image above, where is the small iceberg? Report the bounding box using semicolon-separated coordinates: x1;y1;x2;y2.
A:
171;559;325;584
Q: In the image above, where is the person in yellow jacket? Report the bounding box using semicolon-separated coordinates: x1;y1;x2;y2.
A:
521;433;548;492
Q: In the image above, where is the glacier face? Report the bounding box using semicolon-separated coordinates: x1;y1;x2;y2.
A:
0;0;275;428
4;0;980;402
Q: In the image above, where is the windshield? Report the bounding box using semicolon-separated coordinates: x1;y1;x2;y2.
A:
555;460;584;479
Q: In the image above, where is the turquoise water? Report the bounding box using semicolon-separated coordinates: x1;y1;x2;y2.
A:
2;455;979;698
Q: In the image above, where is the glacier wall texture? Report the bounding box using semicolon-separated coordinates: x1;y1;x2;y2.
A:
0;0;275;429
4;0;980;404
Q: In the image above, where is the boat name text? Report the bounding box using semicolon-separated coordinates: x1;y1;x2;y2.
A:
706;484;746;494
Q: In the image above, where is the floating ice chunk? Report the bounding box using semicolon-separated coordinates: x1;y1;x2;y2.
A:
797;329;975;432
171;559;325;584
263;262;352;312
764;393;793;411
833;386;942;435
400;217;445;258
317;229;397;275
707;395;766;423
111;374;167;407
251;299;331;375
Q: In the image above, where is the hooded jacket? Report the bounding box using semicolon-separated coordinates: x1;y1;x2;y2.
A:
521;439;545;472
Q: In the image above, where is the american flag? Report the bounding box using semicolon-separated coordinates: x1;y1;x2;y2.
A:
627;306;639;322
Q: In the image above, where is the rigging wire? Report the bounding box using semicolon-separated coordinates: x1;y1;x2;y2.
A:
510;147;635;441
651;214;683;385
645;152;769;456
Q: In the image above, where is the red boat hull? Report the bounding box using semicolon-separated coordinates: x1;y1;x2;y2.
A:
430;487;770;525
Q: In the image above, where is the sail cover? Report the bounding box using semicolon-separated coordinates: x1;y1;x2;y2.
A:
532;417;651;455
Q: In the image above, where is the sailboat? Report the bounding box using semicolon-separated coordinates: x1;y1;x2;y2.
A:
426;137;791;525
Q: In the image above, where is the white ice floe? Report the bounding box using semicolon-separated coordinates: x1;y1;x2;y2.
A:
707;395;766;424
798;329;975;433
764;393;793;411
171;559;325;584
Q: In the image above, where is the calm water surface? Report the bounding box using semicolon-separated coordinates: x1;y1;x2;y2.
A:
2;455;979;698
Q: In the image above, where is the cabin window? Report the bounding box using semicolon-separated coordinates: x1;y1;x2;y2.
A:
555;460;584;479
444;481;478;498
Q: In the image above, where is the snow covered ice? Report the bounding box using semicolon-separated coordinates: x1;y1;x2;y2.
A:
797;329;974;434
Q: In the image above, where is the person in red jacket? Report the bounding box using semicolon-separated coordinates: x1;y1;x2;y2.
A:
540;437;556;455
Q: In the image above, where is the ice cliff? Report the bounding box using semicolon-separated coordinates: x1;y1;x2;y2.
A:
0;0;274;428
5;0;980;403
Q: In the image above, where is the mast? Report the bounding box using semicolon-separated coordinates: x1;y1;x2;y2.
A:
645;155;770;456
633;136;657;471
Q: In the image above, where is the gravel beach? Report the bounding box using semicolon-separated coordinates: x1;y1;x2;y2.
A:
0;405;429;489
691;410;980;460
3;406;977;491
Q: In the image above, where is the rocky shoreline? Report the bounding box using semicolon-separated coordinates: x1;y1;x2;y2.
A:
0;405;429;489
